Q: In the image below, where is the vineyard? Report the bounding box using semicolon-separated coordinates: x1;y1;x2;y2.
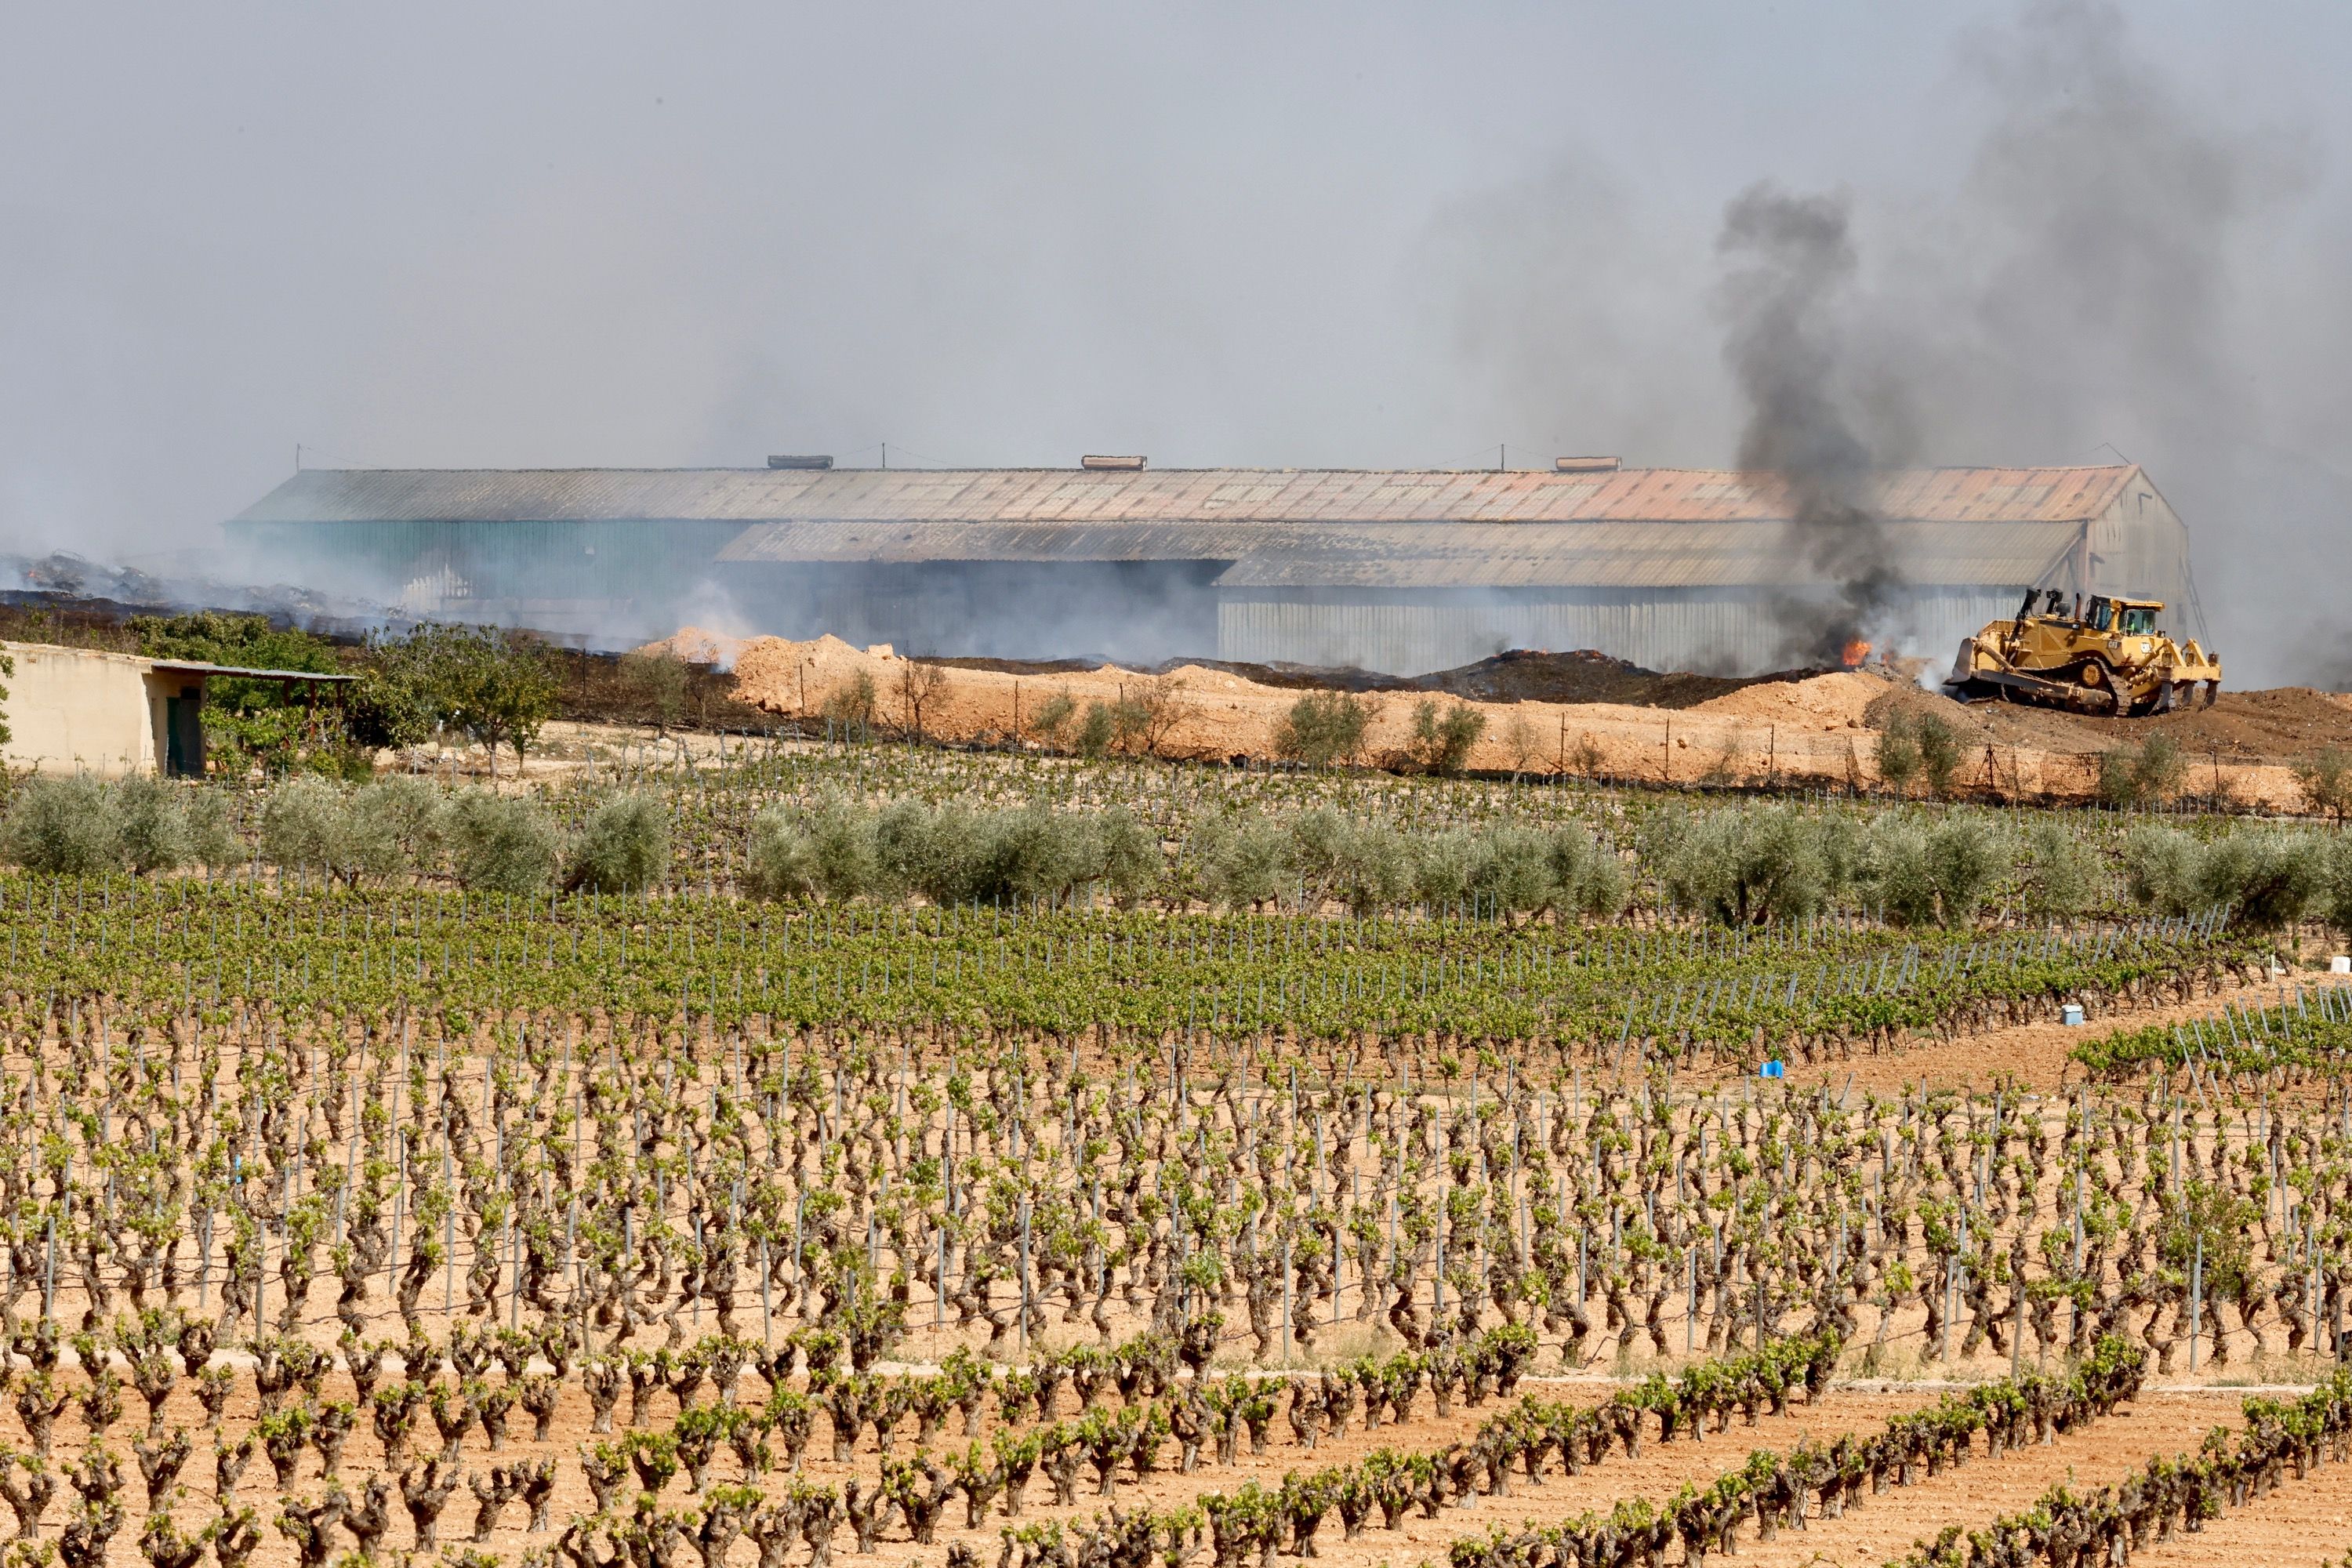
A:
0;742;2349;1568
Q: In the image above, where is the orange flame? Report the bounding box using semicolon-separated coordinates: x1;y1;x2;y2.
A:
1841;639;1871;669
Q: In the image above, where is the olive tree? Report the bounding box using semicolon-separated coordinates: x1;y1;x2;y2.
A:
2;775;122;874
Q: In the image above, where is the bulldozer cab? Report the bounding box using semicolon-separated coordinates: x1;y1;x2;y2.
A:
2111;600;2162;634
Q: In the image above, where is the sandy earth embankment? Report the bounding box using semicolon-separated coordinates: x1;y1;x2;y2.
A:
646;630;2335;808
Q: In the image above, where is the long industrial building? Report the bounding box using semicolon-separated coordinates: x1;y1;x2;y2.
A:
225;459;2194;674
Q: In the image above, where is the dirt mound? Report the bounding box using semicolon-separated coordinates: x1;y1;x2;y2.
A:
931;648;1818;709
702;628;2340;811
1412;648;1820;708
2139;686;2352;758
932;655;1105;677
1857;682;2352;764
630;626;750;669
1210;648;1821;709
1693;668;1889;727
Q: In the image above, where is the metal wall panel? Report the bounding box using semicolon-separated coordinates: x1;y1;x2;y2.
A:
1216;587;2023;677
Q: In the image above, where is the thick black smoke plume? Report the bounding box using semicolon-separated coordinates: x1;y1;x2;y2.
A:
1715;183;1904;668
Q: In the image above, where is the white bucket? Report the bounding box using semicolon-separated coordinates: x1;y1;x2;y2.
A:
2060;1003;2085;1026
2332;956;2351;975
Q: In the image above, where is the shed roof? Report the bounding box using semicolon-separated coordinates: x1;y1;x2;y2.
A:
2;642;357;683
233;463;2143;528
148;660;357;683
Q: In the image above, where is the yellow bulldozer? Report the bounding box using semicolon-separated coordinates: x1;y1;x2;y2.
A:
1944;589;2220;715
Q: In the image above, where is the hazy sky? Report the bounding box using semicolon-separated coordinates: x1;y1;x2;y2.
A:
4;1;2348;682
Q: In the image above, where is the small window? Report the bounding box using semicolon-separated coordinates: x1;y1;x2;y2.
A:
2088;597;2113;630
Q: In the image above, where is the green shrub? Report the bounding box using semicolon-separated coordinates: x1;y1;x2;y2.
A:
114;777;192;876
184;789;242;871
260;775;355;882
1923;815;2006;926
2194;829;2320;935
2122;825;2198;913
874;798;959;901
867;797;1153;909
568;793;671;893
350;776;448;883
2;775;123;874
1287;808;1410;915
1196;816;1290;910
1286;807;1349;898
2293;748;2352;823
2020;820;2096;920
2322;837;2352;944
804;793;880;902
1874;715;1920;797
2135;733;2187;801
1334;822;1415;916
2122;824;2317;934
344;656;435;752
742;808;822;902
2100;733;2187;808
1860;811;2005;929
1405;700;1486;776
1073;702;1118;760
1863;817;1936;927
619;649;691;734
1466;826;1556;920
1273;692;1374;769
1546;825;1627;917
1813;811;1867;902
1026;692;1076;750
968;805;1097;905
1661;804;1827;926
2096;750;2137;808
1915;713;1963;799
447;790;560;894
1105;699;1154;756
1094;810;1160;908
821;671;878;738
1410;829;1478;912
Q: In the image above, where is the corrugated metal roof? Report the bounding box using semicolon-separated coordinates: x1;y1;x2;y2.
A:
232;463;2143;528
718;520;1378;564
148;660;357;682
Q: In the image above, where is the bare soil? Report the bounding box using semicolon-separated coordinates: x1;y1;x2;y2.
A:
689;633;2348;810
1685;973;2352;1097
2120;1445;2352;1567
30;1360;2246;1568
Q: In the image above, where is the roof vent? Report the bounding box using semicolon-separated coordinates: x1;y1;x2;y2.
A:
767;454;834;470
1080;454;1147;471
1555;456;1620;473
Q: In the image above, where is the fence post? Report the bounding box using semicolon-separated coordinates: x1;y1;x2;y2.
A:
2190;1236;2203;1372
1282;1239;1293;1369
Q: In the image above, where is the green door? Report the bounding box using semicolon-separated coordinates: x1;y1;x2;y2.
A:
163;685;203;777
